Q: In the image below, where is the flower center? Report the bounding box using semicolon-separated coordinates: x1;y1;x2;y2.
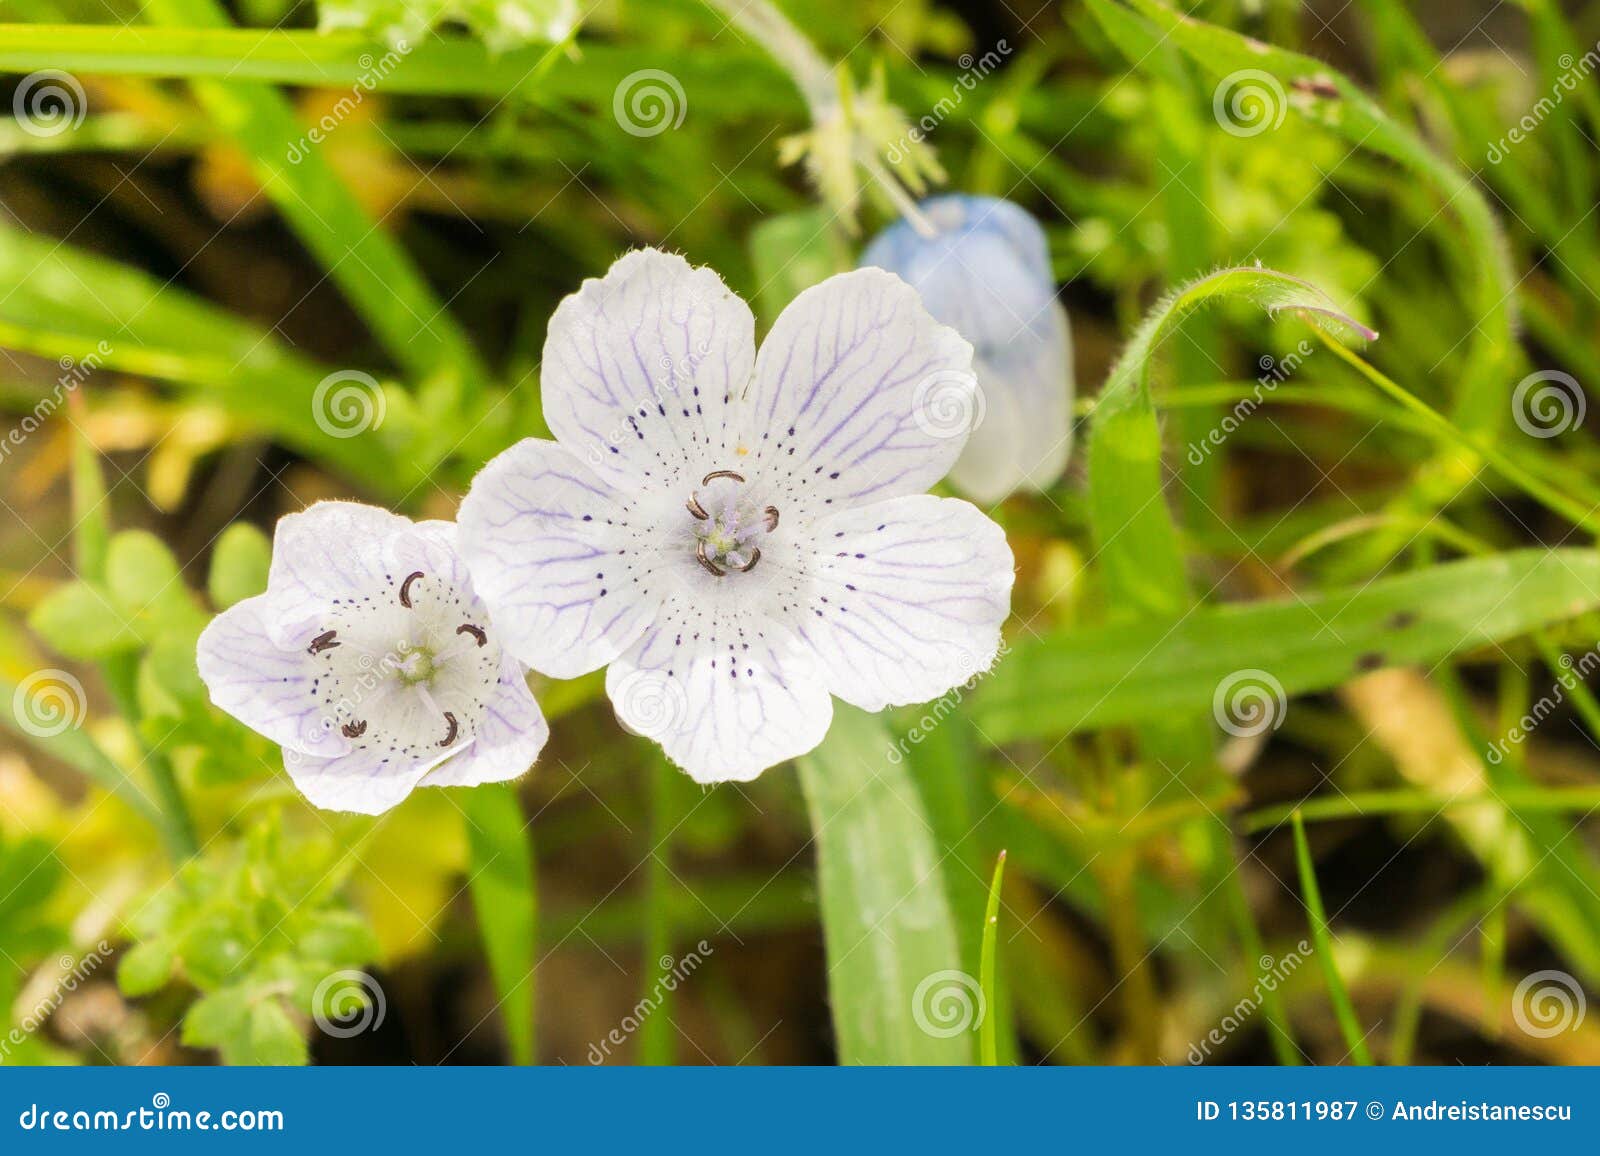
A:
311;569;493;749
686;470;778;576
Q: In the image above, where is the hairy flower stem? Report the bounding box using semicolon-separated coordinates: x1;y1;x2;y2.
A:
701;0;938;237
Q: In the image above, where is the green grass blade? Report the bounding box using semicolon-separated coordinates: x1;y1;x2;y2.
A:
131;2;487;387
979;849;1006;1067
796;706;971;1064
461;782;537;1065
979;549;1600;742
1291;812;1372;1064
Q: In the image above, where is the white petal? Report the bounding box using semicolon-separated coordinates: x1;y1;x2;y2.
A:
541;248;756;488
788;494;1014;712
421;662;548;789
264;501;415;640
951;302;1075;504
458;438;663;679
607;607;832;783
282;742;457;816
196;593;347;758
737;268;975;518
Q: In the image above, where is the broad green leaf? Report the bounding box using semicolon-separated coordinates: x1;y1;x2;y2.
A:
207;523;272;610
117;939;176;997
979;549;1600;742
461;782;537;1064
29;581;139;657
106;530;192;624
246;999;309;1066
796;706;970;1064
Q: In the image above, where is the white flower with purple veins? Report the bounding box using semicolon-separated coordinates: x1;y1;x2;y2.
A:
861;194;1075;504
459;249;1014;783
196;502;547;815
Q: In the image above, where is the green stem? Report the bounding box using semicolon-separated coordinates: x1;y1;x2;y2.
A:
636;754;676;1065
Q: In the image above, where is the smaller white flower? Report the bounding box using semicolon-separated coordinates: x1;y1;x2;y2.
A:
197;502;547;815
861;194;1075;503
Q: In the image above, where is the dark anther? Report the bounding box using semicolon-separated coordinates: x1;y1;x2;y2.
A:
685;494;710;520
457;623;487;647
308;630;340;655
399;571;425;608
763;506;779;532
730;547;761;573
341;720;367;738
439;711;459;747
696;539;726;577
702;469;745;485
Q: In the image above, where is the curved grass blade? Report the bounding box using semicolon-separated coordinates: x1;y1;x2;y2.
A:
1291;812;1372;1064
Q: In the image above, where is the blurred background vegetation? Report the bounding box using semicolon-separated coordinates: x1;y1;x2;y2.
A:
3;0;1600;1065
